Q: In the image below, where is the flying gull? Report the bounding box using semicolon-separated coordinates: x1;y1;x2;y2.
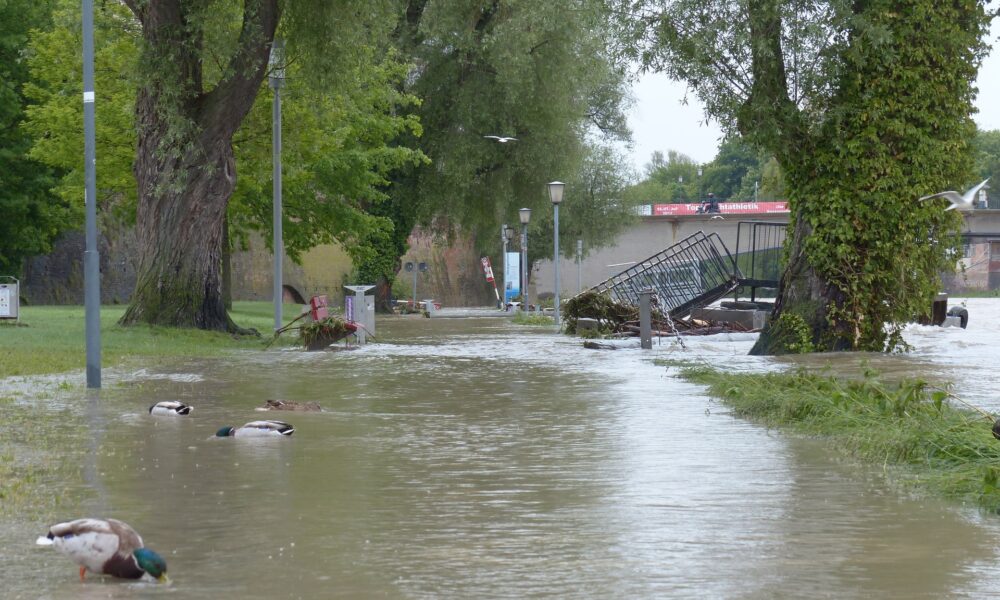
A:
918;178;990;212
484;135;518;143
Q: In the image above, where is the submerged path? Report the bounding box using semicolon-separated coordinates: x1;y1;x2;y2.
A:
3;300;1000;597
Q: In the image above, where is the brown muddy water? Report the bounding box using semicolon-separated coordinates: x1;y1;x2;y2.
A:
3;300;1000;598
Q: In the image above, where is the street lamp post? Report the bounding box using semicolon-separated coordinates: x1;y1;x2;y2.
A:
519;208;531;311
82;0;101;388
576;239;583;294
547;181;564;326
697;166;703;202
270;39;285;331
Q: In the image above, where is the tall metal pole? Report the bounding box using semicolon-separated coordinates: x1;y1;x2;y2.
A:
501;225;508;309
521;224;528;311
553;203;560;326
82;0;101;389
270;40;285;331
576;239;583;294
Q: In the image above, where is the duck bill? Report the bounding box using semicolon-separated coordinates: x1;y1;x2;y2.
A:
158;574;171;584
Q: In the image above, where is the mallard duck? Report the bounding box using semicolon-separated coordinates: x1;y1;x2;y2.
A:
148;400;192;416
256;399;322;412
215;420;294;438
36;518;168;583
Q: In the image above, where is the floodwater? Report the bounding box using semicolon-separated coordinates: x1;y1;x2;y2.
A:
4;300;1000;598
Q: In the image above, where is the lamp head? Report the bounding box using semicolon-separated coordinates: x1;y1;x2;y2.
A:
504;226;515;241
519;207;531;225
547;181;565;205
269;39;285;89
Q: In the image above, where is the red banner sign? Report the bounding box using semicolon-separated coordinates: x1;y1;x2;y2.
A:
480;257;495;282
652;201;789;216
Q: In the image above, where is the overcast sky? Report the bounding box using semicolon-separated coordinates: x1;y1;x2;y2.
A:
625;22;1000;174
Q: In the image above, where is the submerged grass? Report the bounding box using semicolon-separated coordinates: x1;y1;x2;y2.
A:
0;302;300;378
512;312;555;326
680;366;1000;512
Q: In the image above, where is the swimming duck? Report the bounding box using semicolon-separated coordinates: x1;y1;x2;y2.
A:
148;400;192;416
36;518;168;583
256;399;322;412
215;420;295;438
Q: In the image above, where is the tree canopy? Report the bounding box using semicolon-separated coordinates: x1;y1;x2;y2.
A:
0;0;76;275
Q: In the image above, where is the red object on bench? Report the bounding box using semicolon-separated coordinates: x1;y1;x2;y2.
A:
310;295;329;320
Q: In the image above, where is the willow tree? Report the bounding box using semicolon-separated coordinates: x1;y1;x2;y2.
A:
115;1;397;331
620;0;991;352
378;0;632;309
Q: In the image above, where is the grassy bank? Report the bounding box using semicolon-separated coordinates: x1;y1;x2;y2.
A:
678;365;1000;512
0;302;301;378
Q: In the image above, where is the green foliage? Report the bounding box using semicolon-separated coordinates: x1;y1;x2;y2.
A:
680;366;1000;512
0;0;77;274
23;1;426;275
973;129;1000;194
625;136;786;204
769;313;815;354
621;0;991;352
231;48;429;264
391;0;633;264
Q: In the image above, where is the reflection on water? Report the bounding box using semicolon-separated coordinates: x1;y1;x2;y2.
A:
5;300;1000;598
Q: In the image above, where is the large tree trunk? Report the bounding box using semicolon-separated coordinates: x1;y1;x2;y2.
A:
749;213;849;355
119;0;279;331
122;137;236;329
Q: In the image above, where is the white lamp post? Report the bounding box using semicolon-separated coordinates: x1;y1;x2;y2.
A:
519;208;531;311
547;181;564;326
270;39;285;331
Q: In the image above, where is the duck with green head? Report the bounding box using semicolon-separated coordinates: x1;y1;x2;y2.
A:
37;518;169;583
216;420;295;438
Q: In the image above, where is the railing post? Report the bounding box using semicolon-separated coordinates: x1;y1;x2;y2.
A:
639;288;654;350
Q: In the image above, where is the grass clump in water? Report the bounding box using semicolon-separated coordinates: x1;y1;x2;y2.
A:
680;366;1000;512
512;312;555;326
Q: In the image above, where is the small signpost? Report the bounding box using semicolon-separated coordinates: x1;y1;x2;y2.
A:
0;276;19;322
481;256;499;303
404;261;428;309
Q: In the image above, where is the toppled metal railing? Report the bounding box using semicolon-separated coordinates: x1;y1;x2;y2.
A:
733;220;787;301
587;231;742;318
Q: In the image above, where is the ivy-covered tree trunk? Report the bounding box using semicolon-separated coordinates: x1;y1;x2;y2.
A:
744;0;987;354
119;0;278;331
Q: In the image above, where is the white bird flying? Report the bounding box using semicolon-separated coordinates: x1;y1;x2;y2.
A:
483;135;518;143
918;178;990;212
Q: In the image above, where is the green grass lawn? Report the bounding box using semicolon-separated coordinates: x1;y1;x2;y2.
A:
0;302;302;378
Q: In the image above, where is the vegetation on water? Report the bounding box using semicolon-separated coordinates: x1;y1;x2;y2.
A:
0;302;297;378
298;317;356;349
678;365;1000;512
562;291;639;335
512;312;555;326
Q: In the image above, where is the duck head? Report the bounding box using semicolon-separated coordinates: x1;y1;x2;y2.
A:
215;426;236;437
133;547;169;582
